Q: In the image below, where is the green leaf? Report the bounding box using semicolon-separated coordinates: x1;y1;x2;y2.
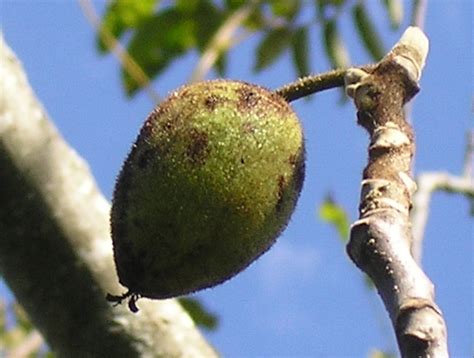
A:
291;26;310;78
323;19;350;69
319;196;350;241
254;27;293;72
270;0;301;20
382;0;403;29
352;2;385;61
178;297;218;331
191;1;224;51
175;0;200;13
214;52;228;76
97;0;158;53
124;8;195;96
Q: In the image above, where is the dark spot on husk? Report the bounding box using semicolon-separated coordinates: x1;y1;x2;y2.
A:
160;117;177;133
139;120;154;138
186;129;210;164
276;175;286;212
204;95;220;111
237;86;259;110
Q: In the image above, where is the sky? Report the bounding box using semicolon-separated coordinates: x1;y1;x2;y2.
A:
1;0;473;357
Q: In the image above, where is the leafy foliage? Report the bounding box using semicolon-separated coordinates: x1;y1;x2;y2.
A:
96;0;399;97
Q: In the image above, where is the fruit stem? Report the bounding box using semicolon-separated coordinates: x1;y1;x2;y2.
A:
275;65;375;102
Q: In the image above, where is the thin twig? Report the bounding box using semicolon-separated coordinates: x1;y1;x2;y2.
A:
275;65;375;102
78;0;160;103
411;129;474;261
411;171;474;262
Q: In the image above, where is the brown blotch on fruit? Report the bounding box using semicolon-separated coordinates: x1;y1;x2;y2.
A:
204;95;220;111
186;129;210;164
276;175;286;212
236;86;259;110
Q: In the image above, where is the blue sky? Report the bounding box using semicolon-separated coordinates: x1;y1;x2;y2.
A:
1;1;472;356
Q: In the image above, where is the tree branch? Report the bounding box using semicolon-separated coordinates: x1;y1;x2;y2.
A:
0;33;217;357
411;130;474;262
344;27;448;357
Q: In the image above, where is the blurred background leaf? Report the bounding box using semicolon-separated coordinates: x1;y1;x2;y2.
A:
290;26;310;78
96;0;158;52
352;1;385;61
323;18;351;69
382;0;403;29
124;7;196;95
254;26;293;72
319;194;350;242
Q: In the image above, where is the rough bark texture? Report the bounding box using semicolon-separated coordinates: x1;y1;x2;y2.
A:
0;33;217;358
345;27;448;357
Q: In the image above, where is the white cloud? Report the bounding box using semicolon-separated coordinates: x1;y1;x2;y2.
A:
257;239;320;293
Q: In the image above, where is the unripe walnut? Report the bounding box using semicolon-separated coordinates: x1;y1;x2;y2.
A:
109;80;304;311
